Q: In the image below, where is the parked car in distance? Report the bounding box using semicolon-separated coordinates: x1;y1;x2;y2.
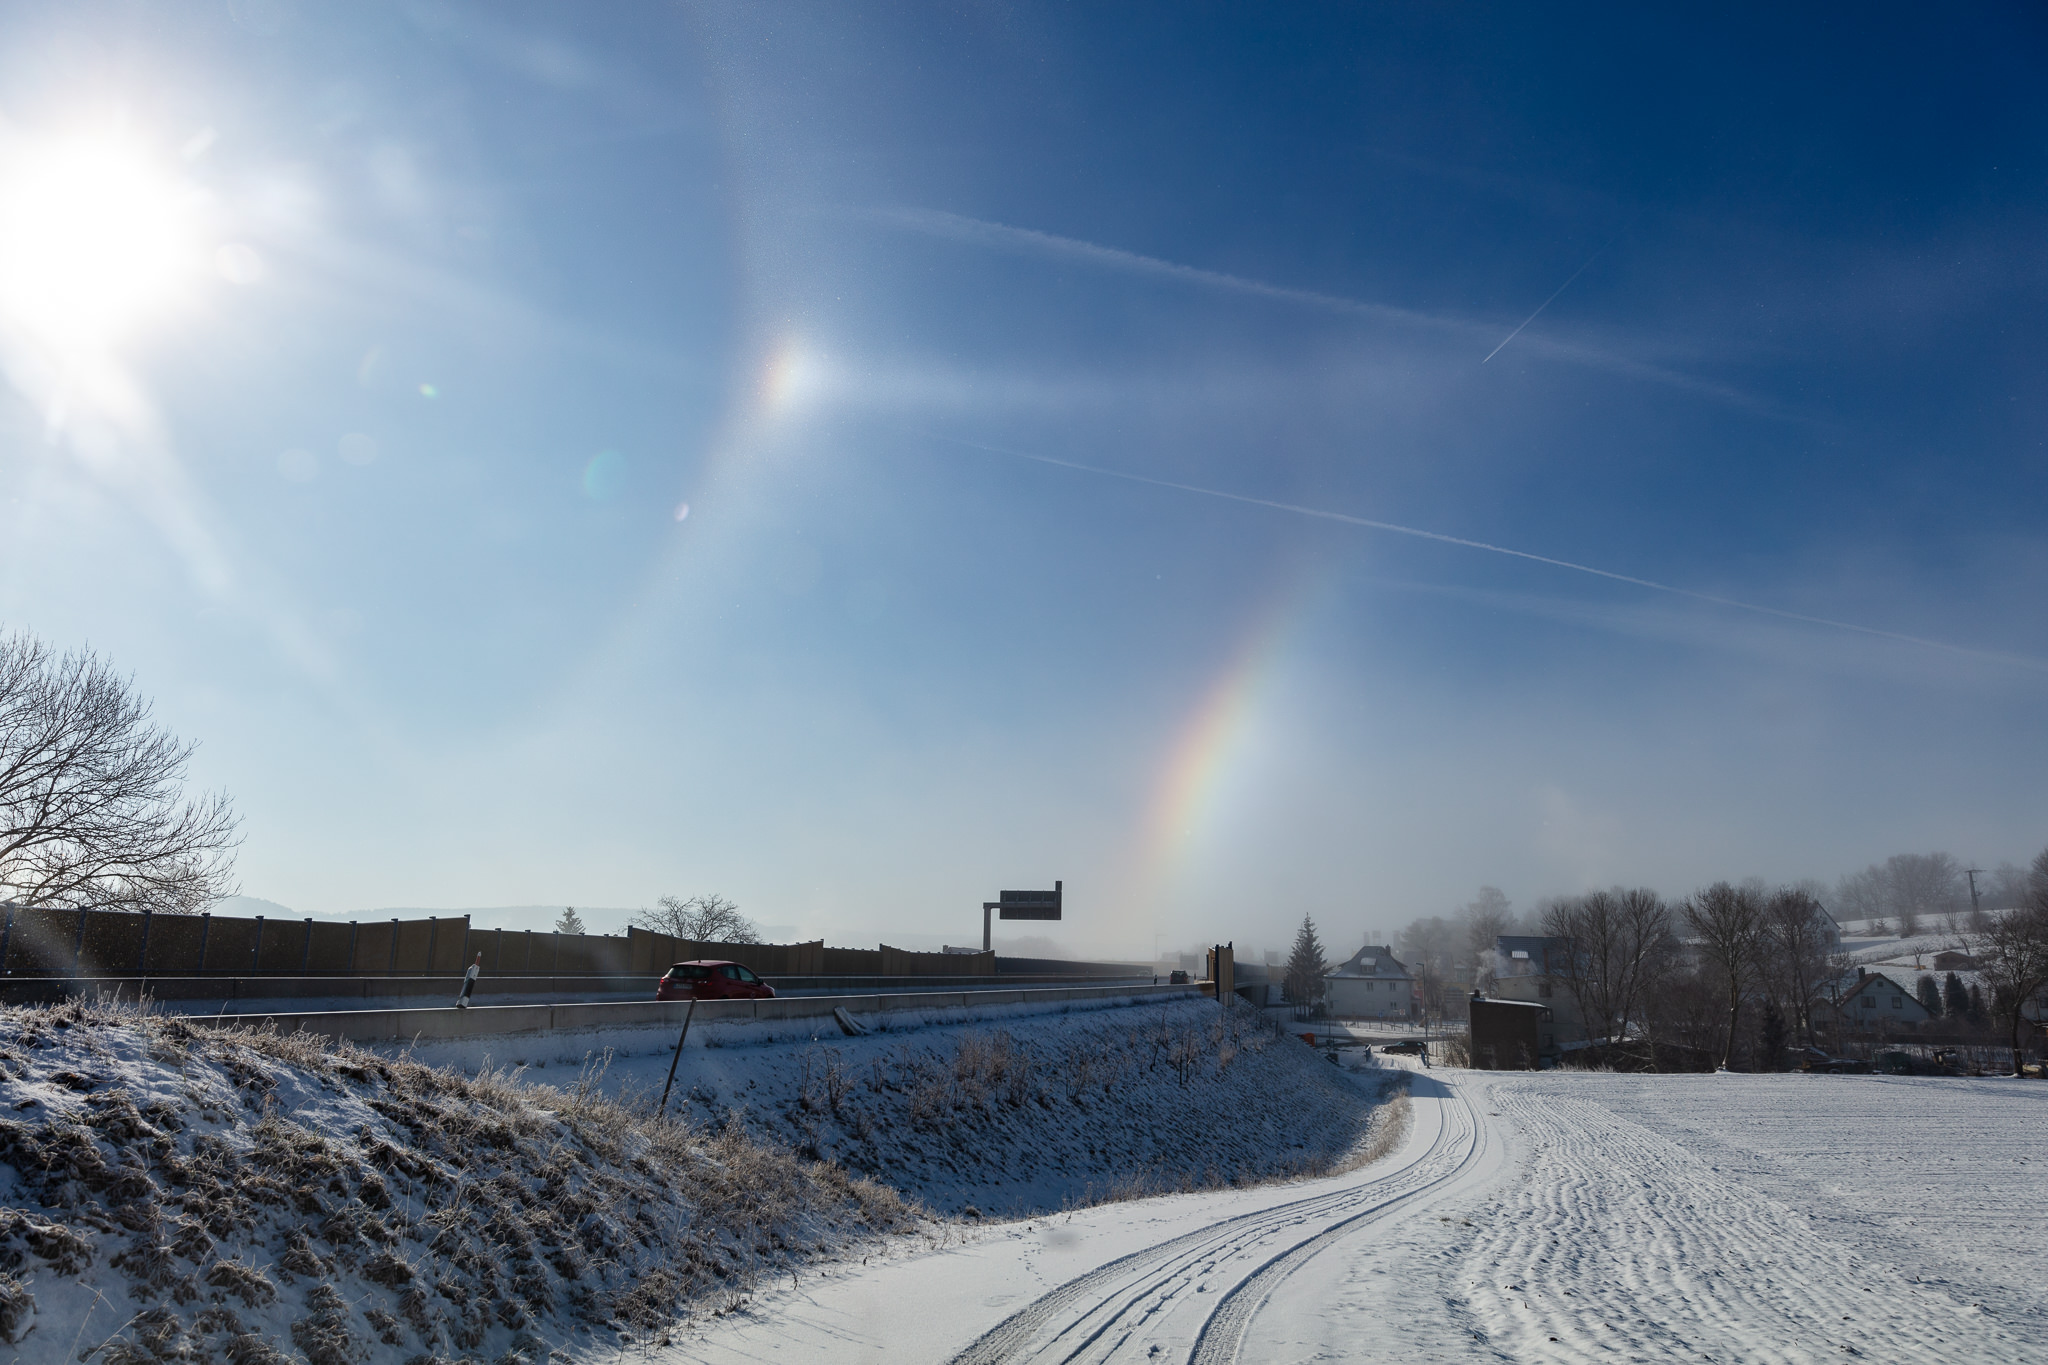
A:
656;960;776;1001
1381;1039;1427;1056
1168;969;1190;984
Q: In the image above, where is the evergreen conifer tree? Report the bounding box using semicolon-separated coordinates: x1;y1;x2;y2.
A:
1757;1003;1789;1070
1283;914;1327;1014
555;905;587;935
1916;974;1941;1015
1942;971;1969;1018
1967;982;1985;1021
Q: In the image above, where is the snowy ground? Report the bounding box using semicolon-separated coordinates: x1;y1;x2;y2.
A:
1837;928;1974;966
663;1066;2048;1364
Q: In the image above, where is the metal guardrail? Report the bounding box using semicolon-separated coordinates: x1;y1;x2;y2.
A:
188;981;1204;1045
0;970;1160;1009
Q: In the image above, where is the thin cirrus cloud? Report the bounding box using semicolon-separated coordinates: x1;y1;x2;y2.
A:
860;205;1777;416
933;435;2048;677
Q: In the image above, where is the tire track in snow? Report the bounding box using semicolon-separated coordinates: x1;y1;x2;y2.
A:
949;1074;1481;1365
1185;1086;1487;1365
1455;1081;2029;1363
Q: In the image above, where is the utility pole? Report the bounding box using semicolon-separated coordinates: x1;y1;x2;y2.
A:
1965;868;1984;923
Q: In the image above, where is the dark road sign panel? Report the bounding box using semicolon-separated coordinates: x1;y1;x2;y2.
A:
990;882;1062;920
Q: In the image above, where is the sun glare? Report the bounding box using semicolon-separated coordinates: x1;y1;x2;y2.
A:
0;131;200;351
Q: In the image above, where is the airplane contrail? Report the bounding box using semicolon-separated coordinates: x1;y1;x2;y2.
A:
938;436;2044;673
868;204;1775;414
1483;229;1626;364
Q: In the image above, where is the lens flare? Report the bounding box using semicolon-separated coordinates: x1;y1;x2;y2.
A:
757;337;820;412
582;449;627;499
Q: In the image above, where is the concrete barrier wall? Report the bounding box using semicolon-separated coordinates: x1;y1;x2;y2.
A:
0;970;1159;1008
192;982;1203;1045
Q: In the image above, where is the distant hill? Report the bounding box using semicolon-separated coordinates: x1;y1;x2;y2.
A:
214;895;300;919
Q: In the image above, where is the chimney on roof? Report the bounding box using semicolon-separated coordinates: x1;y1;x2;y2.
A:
1857;966;1866;980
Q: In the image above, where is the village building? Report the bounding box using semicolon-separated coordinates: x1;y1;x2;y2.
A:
1489;935;1588;1043
1815;968;1934;1032
1324;944;1417;1020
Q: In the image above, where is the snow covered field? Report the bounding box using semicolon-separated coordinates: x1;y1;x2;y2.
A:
667;1068;2048;1364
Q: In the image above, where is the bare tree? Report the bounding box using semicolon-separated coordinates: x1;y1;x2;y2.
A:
1884;852;1965;938
1835;853;1965;938
1540;888;1674;1050
1832;865;1887;930
1396;915;1459;1019
1760;886;1836;1045
1985;862;2032;912
634;893;761;944
1462;887;1514;992
1979;848;2048;1075
1684;881;1767;1070
0;634;239;914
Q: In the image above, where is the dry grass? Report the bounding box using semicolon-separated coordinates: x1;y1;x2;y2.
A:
702;997;1387;1219
0;996;922;1363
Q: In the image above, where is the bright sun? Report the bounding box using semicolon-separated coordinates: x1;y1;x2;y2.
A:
0;131;200;352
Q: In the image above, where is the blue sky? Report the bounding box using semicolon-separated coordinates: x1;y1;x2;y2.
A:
1;2;2043;956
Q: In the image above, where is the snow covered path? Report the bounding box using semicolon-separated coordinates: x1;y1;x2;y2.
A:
660;1070;2047;1365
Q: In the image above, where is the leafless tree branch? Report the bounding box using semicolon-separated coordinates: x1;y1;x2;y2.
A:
0;633;239;914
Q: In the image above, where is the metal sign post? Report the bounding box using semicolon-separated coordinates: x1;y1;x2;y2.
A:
982;881;1062;951
657;996;699;1120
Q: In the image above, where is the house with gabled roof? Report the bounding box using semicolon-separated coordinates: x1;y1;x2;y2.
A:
1325;944;1416;1020
1817;967;1934;1031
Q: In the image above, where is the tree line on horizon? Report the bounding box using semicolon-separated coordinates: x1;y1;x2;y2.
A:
1286;852;2048;1074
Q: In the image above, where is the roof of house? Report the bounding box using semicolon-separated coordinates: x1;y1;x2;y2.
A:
1327;944;1413;980
1495;935;1570;974
1834;970;1934;1016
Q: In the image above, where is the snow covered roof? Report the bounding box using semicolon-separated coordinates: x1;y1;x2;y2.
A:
1832;971;1935;1017
1327;944;1412;979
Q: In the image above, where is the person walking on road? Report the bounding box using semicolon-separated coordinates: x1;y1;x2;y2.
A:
456;952;482;1009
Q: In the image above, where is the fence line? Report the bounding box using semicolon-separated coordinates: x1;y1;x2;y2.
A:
0;906;1002;979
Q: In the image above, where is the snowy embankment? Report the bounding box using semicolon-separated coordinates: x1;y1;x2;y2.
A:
387;995;1394;1217
0;995;1390;1364
0;999;917;1364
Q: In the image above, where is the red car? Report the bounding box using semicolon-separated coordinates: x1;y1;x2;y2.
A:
656;960;777;1001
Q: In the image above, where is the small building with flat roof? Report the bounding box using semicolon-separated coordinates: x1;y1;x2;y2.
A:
1469;995;1552;1069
